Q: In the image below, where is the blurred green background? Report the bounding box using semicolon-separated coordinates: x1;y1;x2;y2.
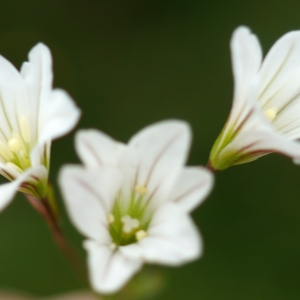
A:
0;0;300;299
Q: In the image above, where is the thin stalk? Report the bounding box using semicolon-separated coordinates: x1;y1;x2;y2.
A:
25;193;89;286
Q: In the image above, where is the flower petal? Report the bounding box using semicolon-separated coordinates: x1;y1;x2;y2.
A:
75;129;125;168
258;31;300;109
0;161;23;180
273;96;300;139
0;181;21;211
170;167;214;212
231;26;262;111
0;165;48;212
120;120;191;209
20;43;53;142
59;166;122;242
29;141;51;169
38;89;81;144
120;202;201;266
21;43;80;144
221;128;300;164
84;240;143;294
20;43;80;162
0;54;30;141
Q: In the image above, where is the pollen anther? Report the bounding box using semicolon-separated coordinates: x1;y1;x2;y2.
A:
8;138;23;152
136;230;147;241
264;108;277;122
135;185;147;195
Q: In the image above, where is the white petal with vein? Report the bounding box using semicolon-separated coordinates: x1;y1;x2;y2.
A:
76;129;125;168
84;240;143;294
170;167;214;212
59;166;122;242
120;202;201;266
121;120;191;209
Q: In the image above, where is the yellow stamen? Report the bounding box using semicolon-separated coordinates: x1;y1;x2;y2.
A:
136;230;147;241
8;138;23;152
135;185;147;195
264;108;277;122
0;141;14;161
107;213;115;224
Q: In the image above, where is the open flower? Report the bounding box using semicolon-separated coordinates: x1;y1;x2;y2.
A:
0;43;80;210
209;26;300;170
59;120;213;294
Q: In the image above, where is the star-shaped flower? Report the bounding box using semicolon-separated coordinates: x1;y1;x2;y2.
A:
209;26;300;170
0;43;80;210
59;120;213;293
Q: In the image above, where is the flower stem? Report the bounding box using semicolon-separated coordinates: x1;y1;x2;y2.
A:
25;191;89;286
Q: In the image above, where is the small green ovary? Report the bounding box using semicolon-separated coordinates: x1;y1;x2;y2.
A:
108;194;152;246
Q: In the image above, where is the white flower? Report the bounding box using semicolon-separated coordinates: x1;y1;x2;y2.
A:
59;120;213;294
209;26;300;170
0;43;80;210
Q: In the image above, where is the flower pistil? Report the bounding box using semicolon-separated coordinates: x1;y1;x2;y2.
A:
108;189;152;247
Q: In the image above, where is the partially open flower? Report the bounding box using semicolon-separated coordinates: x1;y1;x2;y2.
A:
0;43;80;210
59;120;213;294
209;26;300;170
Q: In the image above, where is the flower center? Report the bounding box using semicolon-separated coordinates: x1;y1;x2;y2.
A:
264;107;277;122
121;215;140;233
108;185;151;247
0;117;32;174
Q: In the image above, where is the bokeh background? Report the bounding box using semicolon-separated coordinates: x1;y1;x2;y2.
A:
0;0;300;299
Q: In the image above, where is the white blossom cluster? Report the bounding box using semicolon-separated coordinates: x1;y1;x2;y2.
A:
0;25;298;297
